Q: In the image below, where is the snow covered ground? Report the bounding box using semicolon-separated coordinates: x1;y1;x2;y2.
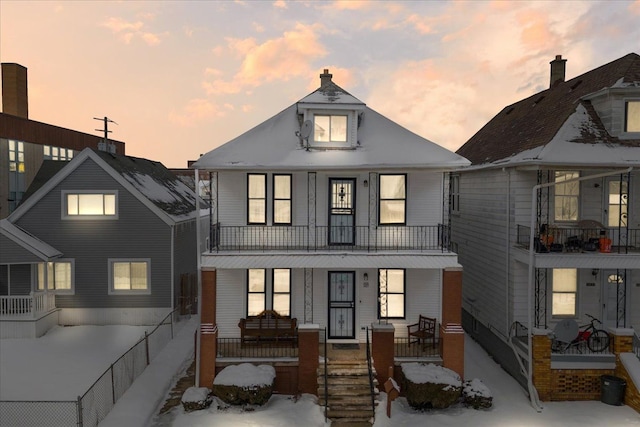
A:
1;320;638;426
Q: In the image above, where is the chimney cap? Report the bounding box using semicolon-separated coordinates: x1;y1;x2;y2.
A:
320;68;333;86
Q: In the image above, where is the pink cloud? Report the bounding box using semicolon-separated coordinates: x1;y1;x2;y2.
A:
273;0;287;9
101;16;163;46
169;99;222;126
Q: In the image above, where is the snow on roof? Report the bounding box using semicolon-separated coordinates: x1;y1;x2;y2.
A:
0;218;62;260
193;105;469;170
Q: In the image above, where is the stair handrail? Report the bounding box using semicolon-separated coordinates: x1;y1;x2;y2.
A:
323;327;328;422
365;326;376;422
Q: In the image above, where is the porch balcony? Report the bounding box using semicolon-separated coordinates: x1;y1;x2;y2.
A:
0;291;56;319
207;223;451;253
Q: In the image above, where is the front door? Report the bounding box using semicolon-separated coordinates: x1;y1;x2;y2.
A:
328;271;356;339
329;178;355;245
604;176;629;247
601;269;626;328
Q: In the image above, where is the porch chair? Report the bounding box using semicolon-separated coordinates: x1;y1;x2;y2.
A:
407;315;437;349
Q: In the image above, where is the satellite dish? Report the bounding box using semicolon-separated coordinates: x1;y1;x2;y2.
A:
300;120;313;139
553;319;579;344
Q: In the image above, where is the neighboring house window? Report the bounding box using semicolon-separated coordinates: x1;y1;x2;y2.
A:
273;174;292;225
247;174;266;224
625;100;640;132
43;145;74;160
63;191;117;218
37;261;73;292
554;171;579;221
247;269;266;315
552;268;577;317
314;114;347;142
378;269;405;319
109;259;150;294
451;174;460;214
379;174;406;225
272;268;291;316
8;140;25;212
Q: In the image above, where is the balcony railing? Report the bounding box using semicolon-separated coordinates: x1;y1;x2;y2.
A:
517;225;640;253
0;291;56;318
208;224;450;253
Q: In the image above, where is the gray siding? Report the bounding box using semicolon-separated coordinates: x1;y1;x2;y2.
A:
15;159;172;308
173;220;198;306
0;234;45;264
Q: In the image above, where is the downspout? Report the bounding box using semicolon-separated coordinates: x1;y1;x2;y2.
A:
195;168;203;387
505;168;511;335
526;166;632;412
171;224;175;317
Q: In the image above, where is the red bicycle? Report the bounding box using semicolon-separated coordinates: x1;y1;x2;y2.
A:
552;314;610;353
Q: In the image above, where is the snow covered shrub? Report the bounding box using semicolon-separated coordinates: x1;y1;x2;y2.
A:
212;363;276;405
401;362;462;409
181;387;212;412
463;378;492;409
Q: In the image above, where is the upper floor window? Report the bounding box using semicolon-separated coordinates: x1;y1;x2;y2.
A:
450;174;460;214
63;191;117;219
8;140;24;173
554;171;579;221
37;261;73;293
43;146;74;161
625;101;640;132
552;268;577;317
379;174;406;225
109;259;150;294
247;174;266;224
314;115;347;143
273;174;292;225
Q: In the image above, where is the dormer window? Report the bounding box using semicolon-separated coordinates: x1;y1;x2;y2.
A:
625;101;640;132
314;114;347;143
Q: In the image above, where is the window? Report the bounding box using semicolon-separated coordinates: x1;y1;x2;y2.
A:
247;269;266;315
607;180;628;227
378;269;405;319
8;140;25;212
37;261;73;292
273;174;292;225
272;269;291;316
247;174;266;224
109;260;150;294
379;174;406;224
43;145;74;160
314;115;347;142
554;171;579;221
552;268;577;317
450;174;460;214
625;101;640;132
63;191;117;218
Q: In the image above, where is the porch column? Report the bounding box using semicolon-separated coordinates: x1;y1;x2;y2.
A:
440;267;465;378
372;323;394;390
531;331;552;401
298;324;320;395
611;328;639;411
199;269;218;388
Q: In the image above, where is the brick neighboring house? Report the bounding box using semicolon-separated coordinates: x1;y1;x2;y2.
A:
191;69;470;418
452;53;640;410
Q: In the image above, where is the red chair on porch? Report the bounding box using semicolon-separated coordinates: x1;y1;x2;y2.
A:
407;315;437;349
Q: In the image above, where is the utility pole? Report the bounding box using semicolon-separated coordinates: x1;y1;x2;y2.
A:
94;116;117;153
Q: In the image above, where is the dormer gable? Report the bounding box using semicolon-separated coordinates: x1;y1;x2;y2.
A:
582;81;640;140
296;69;365;150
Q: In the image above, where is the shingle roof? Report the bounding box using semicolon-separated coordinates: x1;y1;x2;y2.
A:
456;53;640;166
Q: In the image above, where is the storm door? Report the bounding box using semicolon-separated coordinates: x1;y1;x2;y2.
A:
329;178;355;245
328;271;356;339
601;270;626;329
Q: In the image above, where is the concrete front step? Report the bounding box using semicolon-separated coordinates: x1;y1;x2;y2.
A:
327;409;375;419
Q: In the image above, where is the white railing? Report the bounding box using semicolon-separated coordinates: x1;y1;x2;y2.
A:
0;292;56;318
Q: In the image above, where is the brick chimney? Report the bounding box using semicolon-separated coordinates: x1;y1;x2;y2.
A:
1;63;28;118
320;68;332;86
549;55;567;88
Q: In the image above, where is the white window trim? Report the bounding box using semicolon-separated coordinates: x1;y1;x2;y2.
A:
108;258;151;295
551;268;578;318
553;171;580;223
62;190;119;220
33;259;75;295
623;99;640;134
309;110;353;148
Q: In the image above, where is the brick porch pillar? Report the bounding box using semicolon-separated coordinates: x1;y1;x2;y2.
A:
298;324;320;395
372;323;395;390
532;332;551;401
198;269;217;388
441;267;464;378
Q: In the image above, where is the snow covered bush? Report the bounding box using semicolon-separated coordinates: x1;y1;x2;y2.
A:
401;362;462;409
463;378;492;409
181;386;212;412
212;363;276;406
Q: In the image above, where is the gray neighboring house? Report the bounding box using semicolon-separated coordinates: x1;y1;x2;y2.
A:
0;148;204;338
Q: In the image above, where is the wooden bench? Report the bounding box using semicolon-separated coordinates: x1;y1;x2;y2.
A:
238;310;298;347
407;315;437;349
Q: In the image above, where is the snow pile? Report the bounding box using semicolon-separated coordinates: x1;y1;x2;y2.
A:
463;378;493;409
401;362;461;386
401;363;463;409
181;386;212;412
213;363;276;387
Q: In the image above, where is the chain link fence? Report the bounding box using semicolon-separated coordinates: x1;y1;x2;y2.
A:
0;309;185;426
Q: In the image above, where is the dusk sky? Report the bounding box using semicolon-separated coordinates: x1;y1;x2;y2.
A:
1;1;639;168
